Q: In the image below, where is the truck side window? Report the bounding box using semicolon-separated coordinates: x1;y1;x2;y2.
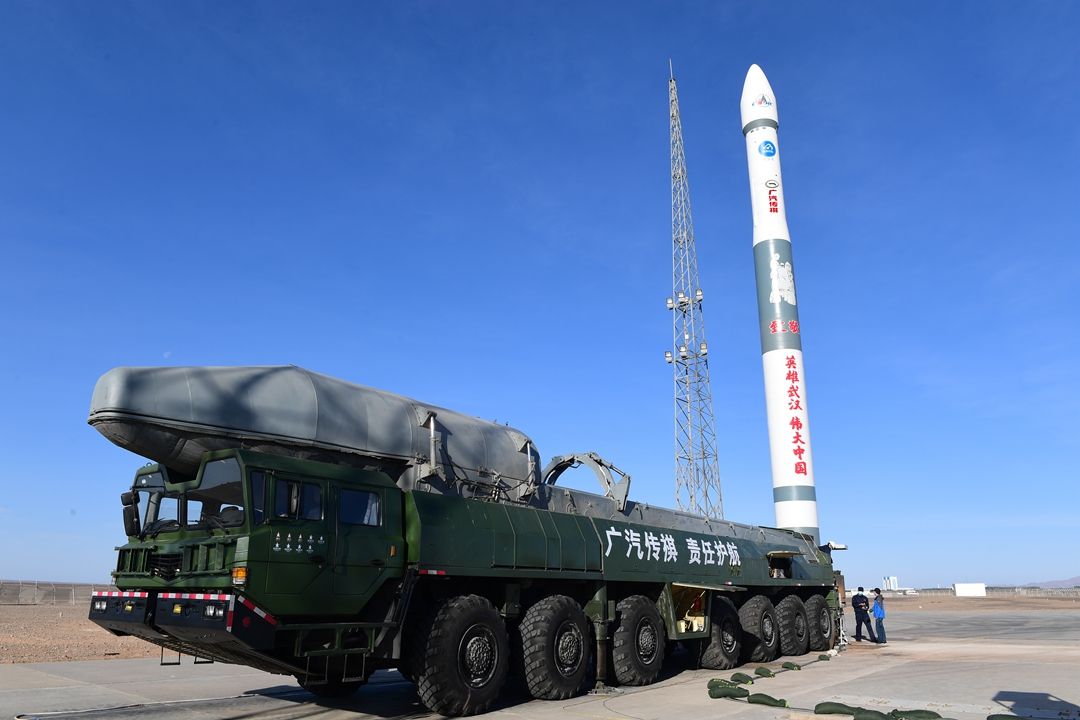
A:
300;484;322;520
340;489;381;526
187;458;245;528
250;471;266;525
186;498;204;526
145;491;178;526
274;479;322;521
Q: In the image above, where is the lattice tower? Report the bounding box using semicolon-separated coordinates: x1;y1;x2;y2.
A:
666;68;724;518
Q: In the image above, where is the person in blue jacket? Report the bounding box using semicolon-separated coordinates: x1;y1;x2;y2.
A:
872;587;887;644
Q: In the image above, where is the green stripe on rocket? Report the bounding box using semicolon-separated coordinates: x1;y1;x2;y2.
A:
754;239;804;352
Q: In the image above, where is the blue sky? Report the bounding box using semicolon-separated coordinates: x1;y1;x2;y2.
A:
1;2;1077;588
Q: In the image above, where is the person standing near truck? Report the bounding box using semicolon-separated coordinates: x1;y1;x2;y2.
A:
851;587;877;642
872;588;887;644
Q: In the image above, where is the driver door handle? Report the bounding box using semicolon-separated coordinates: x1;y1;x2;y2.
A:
371;558;385;566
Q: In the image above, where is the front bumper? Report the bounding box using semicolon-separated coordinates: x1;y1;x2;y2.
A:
154;592;276;650
88;591;168;641
89;590;279;662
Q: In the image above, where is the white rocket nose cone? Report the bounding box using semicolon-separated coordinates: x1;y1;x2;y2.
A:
740;64;779;130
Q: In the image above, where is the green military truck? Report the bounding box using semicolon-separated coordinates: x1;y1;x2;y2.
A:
89;366;841;716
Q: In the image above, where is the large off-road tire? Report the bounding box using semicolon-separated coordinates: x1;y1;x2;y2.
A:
738;595;780;663
415;595;509;716
776;595;810;657
298;676;364;698
519;595;592;700
612;595;665;686
805;594;836;651
700;595;742;670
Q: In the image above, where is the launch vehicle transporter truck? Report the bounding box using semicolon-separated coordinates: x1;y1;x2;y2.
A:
88;366;841;716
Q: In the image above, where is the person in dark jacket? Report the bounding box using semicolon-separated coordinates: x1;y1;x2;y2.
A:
872;588;887;644
851;587;878;642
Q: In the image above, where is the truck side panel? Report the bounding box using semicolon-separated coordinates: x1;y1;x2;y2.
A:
407;492;605;575
406;492;830;590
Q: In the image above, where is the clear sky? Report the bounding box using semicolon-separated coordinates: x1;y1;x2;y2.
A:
1;2;1077;588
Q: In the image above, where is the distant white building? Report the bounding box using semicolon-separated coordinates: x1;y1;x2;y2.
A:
883;576;900;591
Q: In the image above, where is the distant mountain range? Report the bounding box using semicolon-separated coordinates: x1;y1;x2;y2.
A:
1027;576;1080;588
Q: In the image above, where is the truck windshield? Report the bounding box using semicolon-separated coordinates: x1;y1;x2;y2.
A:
134;471;180;536
185;457;246;531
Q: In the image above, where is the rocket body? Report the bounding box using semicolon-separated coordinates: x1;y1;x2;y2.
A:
740;64;819;543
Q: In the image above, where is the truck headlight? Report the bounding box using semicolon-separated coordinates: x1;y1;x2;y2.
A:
203;604;225;619
92;600;108;612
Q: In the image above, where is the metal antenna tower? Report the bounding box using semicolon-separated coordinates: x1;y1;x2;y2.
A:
665;64;724;518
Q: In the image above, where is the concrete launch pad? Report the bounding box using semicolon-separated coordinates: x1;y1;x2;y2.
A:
2;602;1078;720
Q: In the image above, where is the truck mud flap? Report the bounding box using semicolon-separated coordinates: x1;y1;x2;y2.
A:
89;591;166;641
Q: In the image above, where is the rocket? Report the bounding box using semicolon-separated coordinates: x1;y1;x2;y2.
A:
740;64;820;544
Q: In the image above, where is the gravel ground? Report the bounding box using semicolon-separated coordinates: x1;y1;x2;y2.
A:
1;594;1077;664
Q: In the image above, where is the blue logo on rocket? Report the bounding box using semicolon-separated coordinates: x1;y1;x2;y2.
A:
758;141;776;157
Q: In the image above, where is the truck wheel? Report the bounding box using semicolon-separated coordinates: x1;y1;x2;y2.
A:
416;595;509;716
519;595;592;700
612;595;665;685
298;676;364;698
738;595;779;663
804;595;836;651
700;595;741;670
776;595;810;657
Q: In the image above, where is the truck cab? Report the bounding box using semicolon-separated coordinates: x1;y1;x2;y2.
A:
94;450;406;681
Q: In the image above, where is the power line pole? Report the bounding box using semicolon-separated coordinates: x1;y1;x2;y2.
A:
666;65;724;518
